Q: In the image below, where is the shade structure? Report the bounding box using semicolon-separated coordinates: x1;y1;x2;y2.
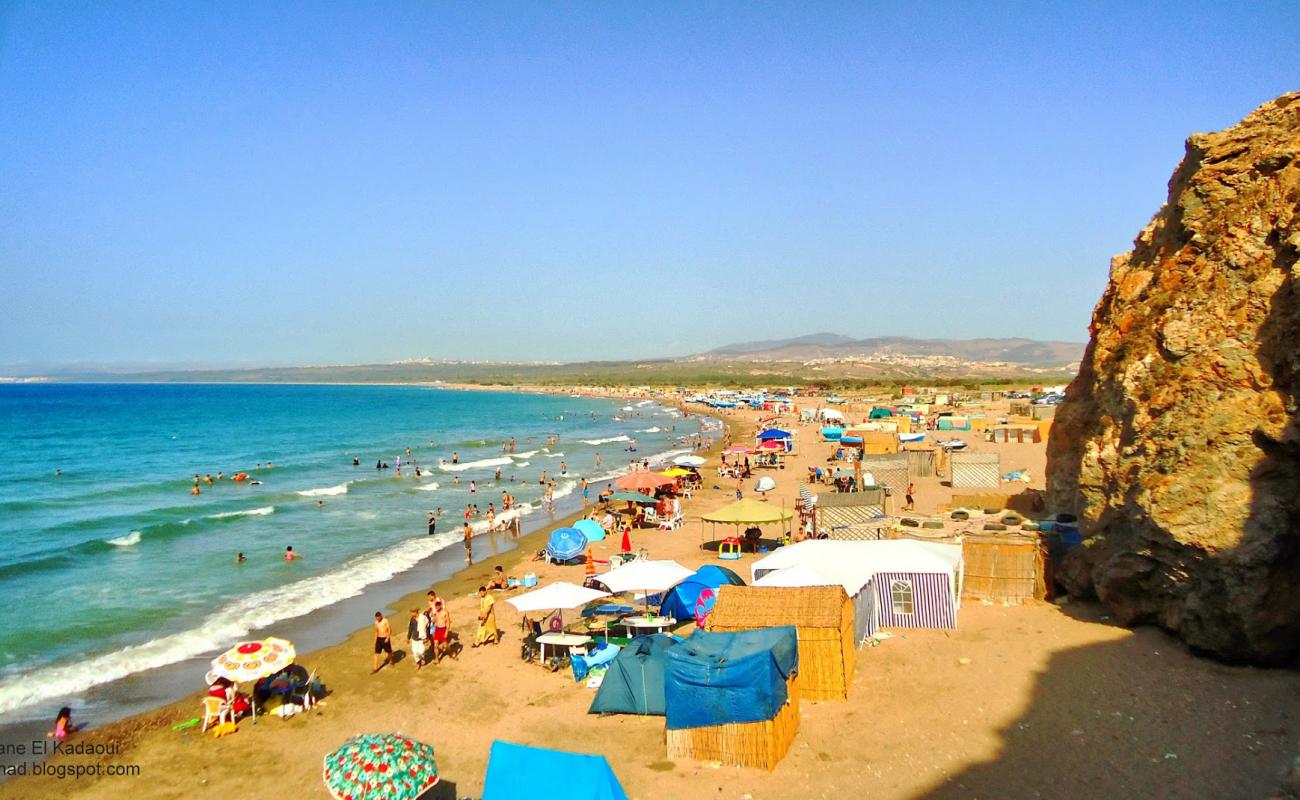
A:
610;491;656;504
818;408;845;420
758;440;785;450
756;428;792;441
506;581;610;613
573;518;606;542
547;527;586;561
660;468;690;478
723;445;755;455
754;476;777;493
701;498;794;525
482;741;627;800
660;565;746;622
323;733;438;800
673;455;706;467
211;637;295;681
596;559;694;594
614;472;674;492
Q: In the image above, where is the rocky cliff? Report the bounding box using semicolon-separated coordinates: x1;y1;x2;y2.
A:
1045;92;1300;665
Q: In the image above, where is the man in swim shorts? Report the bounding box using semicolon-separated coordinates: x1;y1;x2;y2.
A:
431;600;451;663
373;612;393;673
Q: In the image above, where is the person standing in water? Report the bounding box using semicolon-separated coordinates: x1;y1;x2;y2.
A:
427;512;436;536
451;451;459;464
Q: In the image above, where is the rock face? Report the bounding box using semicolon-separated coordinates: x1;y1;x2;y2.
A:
1046;92;1300;665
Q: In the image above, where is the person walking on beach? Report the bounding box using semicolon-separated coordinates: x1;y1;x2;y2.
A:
473;586;499;647
372;612;393;673
463;522;473;563
431;600;451;663
408;609;427;669
905;482;916;512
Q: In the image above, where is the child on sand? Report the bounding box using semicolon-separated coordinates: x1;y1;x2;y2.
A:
48;707;76;740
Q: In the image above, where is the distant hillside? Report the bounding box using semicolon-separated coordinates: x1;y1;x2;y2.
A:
700;333;1084;367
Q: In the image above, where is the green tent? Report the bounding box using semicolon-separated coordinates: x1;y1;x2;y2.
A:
588;634;678;716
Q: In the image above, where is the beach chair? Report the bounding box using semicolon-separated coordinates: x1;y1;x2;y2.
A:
658;511;683;531
288;669;318;711
201;696;234;733
643;507;660;526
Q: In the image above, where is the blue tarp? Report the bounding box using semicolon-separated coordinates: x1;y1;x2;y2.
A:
663;627;799;730
756;428;792;440
572;640;621;682
660;565;745;621
483;741;628;800
547;527;586;561
588;634;679;716
820;427;844;441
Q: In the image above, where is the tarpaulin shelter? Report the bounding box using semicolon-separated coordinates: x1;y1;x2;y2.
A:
663;627;801;770
868;407;894;419
756;428;792;441
482;741;627;800
659;565;746;623
699;498;793;551
588;634;676;716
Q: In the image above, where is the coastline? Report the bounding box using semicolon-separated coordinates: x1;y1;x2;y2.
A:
0;388;729;780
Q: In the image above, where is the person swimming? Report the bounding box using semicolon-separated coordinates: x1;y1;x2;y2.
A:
284;546;300;561
236;552;246;564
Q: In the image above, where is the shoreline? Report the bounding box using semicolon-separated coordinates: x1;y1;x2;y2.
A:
0;389;728;778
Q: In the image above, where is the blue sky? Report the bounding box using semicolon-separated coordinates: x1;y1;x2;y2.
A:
1;2;1297;368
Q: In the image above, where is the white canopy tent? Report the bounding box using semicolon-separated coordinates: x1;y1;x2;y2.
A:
818;408;845;421
594;560;694;605
506;581;610;613
752;540;964;641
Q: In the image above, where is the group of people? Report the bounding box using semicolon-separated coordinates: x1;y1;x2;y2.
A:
190;466;264;494
374;577;505;673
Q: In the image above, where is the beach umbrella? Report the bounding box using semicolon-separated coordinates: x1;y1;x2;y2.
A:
614;472;673;492
323;733;438;800
595;559;694;594
609;491;657;504
574;518;606;542
723;445;755;455
754;476;777;494
620;528;631;553
211;637;295;681
659;468;690;478
672;455;706;467
506;582;610;613
546;527;586;561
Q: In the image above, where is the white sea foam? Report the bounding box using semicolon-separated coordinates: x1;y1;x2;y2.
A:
208;506;275;520
636;400;653;407
550;480;578;501
513;462;530;467
438;456;514;472
621;406;634;411
297;483;348;498
105;531;141;547
581;435;629;445
510;450;538;459
0;530;470;716
417;482;441;492
541;452;565;458
637;427;662;433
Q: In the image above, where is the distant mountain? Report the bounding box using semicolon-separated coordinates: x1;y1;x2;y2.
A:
700;334;1084;367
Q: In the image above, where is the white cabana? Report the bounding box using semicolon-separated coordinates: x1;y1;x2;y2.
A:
751;540;964;641
818;408;845;421
506;581;610;613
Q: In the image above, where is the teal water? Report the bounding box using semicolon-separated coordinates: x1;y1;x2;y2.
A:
0;384;714;718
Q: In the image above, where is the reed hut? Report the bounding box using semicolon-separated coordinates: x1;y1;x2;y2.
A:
960;532;1048;604
664;627;800;770
706;585;855;701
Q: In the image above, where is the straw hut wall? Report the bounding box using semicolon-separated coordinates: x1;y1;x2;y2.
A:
706;586;855;701
665;673;801;770
961;533;1048;604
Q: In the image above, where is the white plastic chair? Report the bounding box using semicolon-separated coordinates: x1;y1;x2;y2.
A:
201;696;233;732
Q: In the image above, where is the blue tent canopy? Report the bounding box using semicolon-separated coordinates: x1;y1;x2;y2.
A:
547;527;586;562
820;427;844;441
659;565;745;621
588;634;678;716
663;627;799;730
483;741;627;800
756;428;792;440
869;407;894;419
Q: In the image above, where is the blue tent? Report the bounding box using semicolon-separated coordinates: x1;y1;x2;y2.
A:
574;519;606;543
483;741;627;800
756;428;792;441
547;527;586;562
664;627;799;730
588;634;678;716
869;407;894;419
659;565;745;622
820;427;844;441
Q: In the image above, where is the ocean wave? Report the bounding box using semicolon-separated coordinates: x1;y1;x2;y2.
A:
207;506;275;520
581;435;630;445
438;456;514;473
0;530;472;716
510;450;538;459
416;482;441;492
636;400;654;407
297;483;348;498
513;462;530;468
540;451;565;458
637;427;662;433
105;531;141;547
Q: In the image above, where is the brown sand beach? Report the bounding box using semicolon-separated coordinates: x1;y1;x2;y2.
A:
2;397;1297;800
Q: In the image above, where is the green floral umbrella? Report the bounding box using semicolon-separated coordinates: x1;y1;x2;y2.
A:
323;734;438;800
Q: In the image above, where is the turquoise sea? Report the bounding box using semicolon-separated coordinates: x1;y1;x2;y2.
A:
0;384;715;721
